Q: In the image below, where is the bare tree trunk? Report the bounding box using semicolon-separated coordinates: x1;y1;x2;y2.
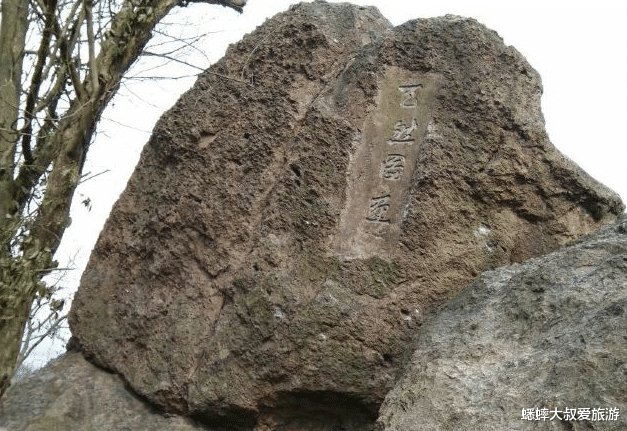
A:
0;0;30;396
0;0;28;216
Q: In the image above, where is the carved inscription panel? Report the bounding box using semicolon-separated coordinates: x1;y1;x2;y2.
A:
331;67;439;259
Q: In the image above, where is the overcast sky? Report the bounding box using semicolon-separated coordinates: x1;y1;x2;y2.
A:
26;0;626;368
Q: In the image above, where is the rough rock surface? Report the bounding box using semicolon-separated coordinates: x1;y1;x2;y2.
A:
69;1;624;429
0;353;207;431
378;215;627;431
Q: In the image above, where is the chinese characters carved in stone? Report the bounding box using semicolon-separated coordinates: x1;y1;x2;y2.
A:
389;118;418;143
366;195;391;223
399;84;423;108
365;80;426;224
381;154;405;180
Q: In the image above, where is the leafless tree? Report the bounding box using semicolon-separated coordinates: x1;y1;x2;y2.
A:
0;0;246;398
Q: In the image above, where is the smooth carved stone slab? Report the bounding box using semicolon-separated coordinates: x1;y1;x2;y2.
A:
377;215;627;431
332;67;440;258
69;3;624;430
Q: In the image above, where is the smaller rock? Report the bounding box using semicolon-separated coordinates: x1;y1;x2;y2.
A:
378;215;627;431
0;353;207;431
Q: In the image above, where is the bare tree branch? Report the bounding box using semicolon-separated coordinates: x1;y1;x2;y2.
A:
0;0;29;225
84;0;99;96
19;0;58;167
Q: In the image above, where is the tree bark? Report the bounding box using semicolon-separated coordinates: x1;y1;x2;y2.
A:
0;0;31;397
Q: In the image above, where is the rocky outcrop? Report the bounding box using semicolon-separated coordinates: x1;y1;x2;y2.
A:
0;353;206;431
378;215;627;431
68;1;623;429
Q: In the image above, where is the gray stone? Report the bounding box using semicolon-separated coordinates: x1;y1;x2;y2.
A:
378;215;627;431
68;1;624;429
0;353;207;431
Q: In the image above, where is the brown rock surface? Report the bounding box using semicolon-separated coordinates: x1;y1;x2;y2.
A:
0;353;207;431
69;1;623;429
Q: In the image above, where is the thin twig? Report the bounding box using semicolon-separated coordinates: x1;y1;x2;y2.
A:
16;315;67;370
142;51;252;86
84;0;99;96
79;168;110;184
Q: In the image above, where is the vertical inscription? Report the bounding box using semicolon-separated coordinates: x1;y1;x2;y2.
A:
381;154;405;180
399;84;423;108
366;82;426;223
366;195;391;223
332;67;438;259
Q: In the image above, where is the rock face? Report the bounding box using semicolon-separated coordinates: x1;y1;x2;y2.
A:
0;353;206;431
68;1;623;429
378;215;627;431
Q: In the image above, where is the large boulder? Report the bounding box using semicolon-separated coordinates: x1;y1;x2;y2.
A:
378;215;627;431
0;353;207;431
69;1;623;429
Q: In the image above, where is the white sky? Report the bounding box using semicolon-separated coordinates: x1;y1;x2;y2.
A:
26;0;626;368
